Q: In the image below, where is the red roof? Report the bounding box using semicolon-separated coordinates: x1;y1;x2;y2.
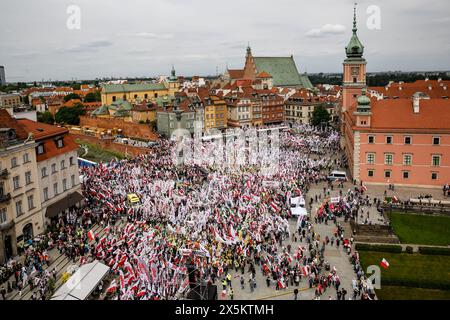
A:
17;119;79;161
227;69;244;79
0;109;29;140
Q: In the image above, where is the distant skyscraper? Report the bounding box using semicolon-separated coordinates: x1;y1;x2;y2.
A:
0;66;5;85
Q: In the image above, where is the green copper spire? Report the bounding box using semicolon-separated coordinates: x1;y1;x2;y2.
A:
346;3;364;58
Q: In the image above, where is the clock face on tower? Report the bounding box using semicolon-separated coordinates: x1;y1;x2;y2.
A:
351;67;359;76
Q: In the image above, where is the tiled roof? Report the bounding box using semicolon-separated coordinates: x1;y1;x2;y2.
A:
0;109;29;140
369;80;449;99
17;119;68;140
369;98;450;131
227;69;244;79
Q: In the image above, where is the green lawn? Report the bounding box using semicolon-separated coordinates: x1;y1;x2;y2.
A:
388;212;450;246
358;251;450;290
76;140;125;163
376;286;450;300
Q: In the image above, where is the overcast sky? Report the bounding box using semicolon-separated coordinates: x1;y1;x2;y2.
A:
1;0;449;82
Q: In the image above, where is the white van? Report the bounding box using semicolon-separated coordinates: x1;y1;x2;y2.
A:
327;170;347;182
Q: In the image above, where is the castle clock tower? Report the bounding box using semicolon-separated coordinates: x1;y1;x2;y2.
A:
342;4;366;113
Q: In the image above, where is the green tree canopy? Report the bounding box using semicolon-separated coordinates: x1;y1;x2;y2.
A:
311;105;331;126
37;111;54;125
55;104;85;125
84;91;101;102
63;93;82;102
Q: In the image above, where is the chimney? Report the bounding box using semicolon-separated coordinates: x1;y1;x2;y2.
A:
399;86;402;91
425;77;429;82
438;78;442;82
444;86;448;90
413;97;420;113
428;85;432;91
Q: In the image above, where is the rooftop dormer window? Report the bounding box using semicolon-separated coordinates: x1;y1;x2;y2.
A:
56;139;64;148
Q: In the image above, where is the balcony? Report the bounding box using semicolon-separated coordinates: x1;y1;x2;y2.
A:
0;193;11;203
0;168;8;179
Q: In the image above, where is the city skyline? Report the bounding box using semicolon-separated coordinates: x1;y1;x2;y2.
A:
1;0;450;82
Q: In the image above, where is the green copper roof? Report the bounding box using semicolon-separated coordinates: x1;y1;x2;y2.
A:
346;5;364;58
253;56;312;88
102;83;167;94
356;88;371;113
92;105;109;115
109;99;132;111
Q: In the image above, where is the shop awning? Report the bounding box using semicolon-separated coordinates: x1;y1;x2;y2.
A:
45;191;85;218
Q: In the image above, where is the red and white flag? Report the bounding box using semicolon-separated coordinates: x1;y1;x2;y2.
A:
87;229;96;242
380;258;390;269
107;279;118;293
270;201;280;212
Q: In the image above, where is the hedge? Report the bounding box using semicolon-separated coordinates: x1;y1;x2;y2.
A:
355;243;403;253
418;246;450;256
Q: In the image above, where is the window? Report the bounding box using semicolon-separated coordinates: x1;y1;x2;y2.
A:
144;94;148;99
23;153;30;163
403;171;409;179
15;201;23;216
11;157;17;168
432;172;438;180
51;163;57;173
368;170;374;177
53;183;58;196
368;136;375;144
433;137;440;145
154;93;158;98
27;195;34;210
384;171;391;178
403;154;412;166
61;160;66;170
63;179;67;191
25;171;32;185
432;155;441;167
385;154;394;165
0;208;6;224
37;144;45;155
386;136;393;144
41;167;47;178
43;187;49;201
112;96;116;102
56;139;64;148
69;157;74;166
404;136;411;145
367;153;375;164
13;176;20;190
71;175;75;187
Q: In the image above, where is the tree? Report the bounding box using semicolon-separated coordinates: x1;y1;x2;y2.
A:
84;91;101;102
311;105;331;126
37;111;54;125
55;104;85;125
64;93;82;102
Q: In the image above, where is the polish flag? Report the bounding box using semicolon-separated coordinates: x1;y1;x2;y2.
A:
302;266;310;276
361;185;368;192
87;229;96;242
393;196;398;203
270;201;280;212
380;258;390;269
106;280;118;293
246;180;251;189
136;290;147;298
242;194;251;202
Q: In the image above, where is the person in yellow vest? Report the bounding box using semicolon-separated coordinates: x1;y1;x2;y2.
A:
222;278;227;290
226;273;232;286
229;287;234;300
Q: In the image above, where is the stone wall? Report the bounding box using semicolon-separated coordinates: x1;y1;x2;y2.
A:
79;116;158;140
71;133;149;157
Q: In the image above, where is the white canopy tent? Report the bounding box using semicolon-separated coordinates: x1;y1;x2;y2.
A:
51;261;110;301
291;196;305;207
